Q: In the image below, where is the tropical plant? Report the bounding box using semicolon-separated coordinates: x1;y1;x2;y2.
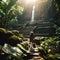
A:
39;37;60;60
0;0;24;28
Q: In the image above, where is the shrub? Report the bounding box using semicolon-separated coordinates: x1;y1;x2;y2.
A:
47;54;56;60
39;37;60;60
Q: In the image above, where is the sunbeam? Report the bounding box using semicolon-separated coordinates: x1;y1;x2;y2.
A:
26;0;36;3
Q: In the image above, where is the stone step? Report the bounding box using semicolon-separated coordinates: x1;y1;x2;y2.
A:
33;20;52;24
29;55;44;60
33;48;39;51
17;20;55;37
32;53;39;56
29;43;44;60
12;29;55;37
30;47;40;56
29;58;44;60
34;27;56;34
33;56;41;59
21;27;54;32
26;21;54;26
22;27;55;34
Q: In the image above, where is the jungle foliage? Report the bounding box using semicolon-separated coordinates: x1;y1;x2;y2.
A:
0;28;30;60
0;0;60;60
0;0;24;28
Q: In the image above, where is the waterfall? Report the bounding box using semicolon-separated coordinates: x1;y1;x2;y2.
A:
30;5;35;23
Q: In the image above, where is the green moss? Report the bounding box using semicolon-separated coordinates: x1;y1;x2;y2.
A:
12;30;20;36
12;30;24;39
47;54;56;60
7;35;22;46
0;28;7;34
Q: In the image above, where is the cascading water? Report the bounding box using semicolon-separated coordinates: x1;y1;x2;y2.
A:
26;0;36;24
31;5;35;23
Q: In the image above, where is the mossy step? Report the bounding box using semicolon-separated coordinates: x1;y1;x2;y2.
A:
29;56;44;60
33;56;41;59
32;53;39;56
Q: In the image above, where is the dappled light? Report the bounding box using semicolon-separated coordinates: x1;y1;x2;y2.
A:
0;0;60;60
26;0;36;4
3;0;7;2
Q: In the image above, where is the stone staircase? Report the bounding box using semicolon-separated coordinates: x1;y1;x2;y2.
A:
29;44;44;60
21;26;36;37
19;20;56;37
13;19;56;37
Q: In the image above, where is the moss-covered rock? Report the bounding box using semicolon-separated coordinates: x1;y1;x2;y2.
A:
21;41;29;50
0;28;7;45
6;31;14;38
47;54;56;60
12;30;24;39
7;35;22;46
0;28;7;33
12;30;20;35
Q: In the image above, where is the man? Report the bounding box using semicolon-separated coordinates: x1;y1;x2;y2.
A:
30;31;35;42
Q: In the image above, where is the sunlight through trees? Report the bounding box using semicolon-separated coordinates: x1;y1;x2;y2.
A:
0;0;60;60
